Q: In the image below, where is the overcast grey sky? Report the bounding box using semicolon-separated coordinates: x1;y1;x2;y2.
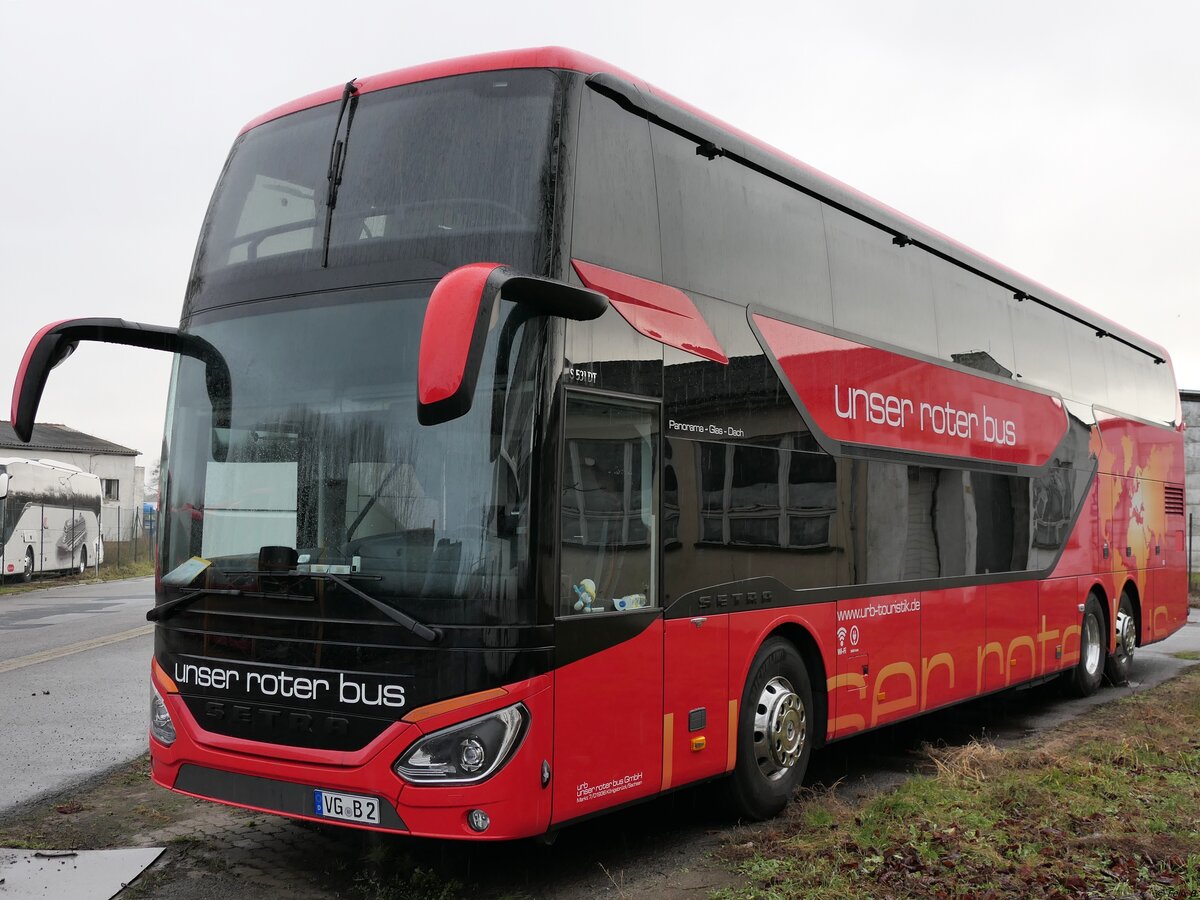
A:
2;1;1197;467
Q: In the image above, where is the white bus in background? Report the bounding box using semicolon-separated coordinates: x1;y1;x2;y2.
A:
0;458;104;582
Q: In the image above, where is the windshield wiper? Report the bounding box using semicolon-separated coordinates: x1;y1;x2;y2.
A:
147;572;442;644
321;79;360;268
147;586;318;621
322;572;442;644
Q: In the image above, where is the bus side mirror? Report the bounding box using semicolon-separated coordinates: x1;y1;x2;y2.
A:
0;473;8;499
417;263;608;426
11;318;233;460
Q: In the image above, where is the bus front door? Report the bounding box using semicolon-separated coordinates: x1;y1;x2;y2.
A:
552;393;663;823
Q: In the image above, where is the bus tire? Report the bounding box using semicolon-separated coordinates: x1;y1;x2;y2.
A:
726;637;813;821
1104;591;1136;685
23;547;35;583
78;547;88;576
1064;594;1105;697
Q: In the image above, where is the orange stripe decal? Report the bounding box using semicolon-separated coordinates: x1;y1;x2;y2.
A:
152;657;178;694
726;700;738;772
661;713;674;791
402;687;508;723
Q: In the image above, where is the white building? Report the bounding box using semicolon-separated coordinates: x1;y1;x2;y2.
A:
0;422;144;543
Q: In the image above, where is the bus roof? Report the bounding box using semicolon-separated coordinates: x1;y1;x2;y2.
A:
238;47;1169;367
0;456;99;477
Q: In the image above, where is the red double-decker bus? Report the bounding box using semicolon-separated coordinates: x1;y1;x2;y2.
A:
12;48;1186;840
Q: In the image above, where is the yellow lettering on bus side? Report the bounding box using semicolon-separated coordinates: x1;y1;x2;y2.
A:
870;662;917;726
976;642;1003;691
1005;636;1036;685
827;672;868;699
1061;624;1081;666
920;653;954;710
1036;616;1060;675
828;713;866;737
826;672;868;738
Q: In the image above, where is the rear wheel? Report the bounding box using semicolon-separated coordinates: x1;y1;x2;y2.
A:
1105;591;1137;685
78;547;88;576
726;637;814;820
1064;594;1105;697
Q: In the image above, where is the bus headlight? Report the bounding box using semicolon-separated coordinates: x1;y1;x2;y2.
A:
394;703;528;784
150;685;177;746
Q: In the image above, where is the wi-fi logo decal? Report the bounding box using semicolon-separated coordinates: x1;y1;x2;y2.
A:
837;626;847;647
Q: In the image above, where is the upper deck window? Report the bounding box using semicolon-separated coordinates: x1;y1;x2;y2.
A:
189;69;561;307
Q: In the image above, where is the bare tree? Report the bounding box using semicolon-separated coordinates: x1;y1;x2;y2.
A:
145;462;161;502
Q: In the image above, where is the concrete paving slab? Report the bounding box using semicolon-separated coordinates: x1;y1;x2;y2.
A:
0;847;163;899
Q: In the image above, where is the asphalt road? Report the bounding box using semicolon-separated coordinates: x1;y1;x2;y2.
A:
0;577;154;818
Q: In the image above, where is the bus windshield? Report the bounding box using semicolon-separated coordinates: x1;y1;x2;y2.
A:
188;68;561;305
161;286;545;626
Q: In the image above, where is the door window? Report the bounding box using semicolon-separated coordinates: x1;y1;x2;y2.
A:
560;395;659;615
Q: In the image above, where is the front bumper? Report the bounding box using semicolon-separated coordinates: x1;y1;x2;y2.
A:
149;673;554;840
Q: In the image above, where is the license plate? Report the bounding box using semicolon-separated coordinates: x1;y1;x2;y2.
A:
313;789;380;825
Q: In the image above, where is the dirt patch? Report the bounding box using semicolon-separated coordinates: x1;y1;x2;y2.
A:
0;757;741;899
0;758;339;899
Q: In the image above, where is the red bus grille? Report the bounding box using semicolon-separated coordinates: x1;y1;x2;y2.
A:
1165;485;1185;517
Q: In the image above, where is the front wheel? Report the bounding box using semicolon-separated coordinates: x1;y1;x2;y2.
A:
726;637;814;821
1105;591;1137;685
77;547;88;576
1064;594;1105;697
23;548;35;583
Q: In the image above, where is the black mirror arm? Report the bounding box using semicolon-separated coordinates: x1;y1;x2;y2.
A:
417;264;609;427
11;318;232;447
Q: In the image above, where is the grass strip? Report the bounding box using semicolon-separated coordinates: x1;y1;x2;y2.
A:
0;559;154;596
715;667;1200;899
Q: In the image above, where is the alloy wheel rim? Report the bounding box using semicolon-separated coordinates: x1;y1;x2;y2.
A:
1084;614;1102;675
753;675;806;781
1116;609;1136;661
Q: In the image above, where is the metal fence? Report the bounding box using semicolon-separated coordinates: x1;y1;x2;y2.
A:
102;506;156;569
1191;512;1196;593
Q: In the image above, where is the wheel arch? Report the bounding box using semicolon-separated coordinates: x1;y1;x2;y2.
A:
1086;582;1111;641
1119;579;1142;647
763;622;828;749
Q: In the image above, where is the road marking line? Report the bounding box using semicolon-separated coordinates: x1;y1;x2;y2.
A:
0;625;154;674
